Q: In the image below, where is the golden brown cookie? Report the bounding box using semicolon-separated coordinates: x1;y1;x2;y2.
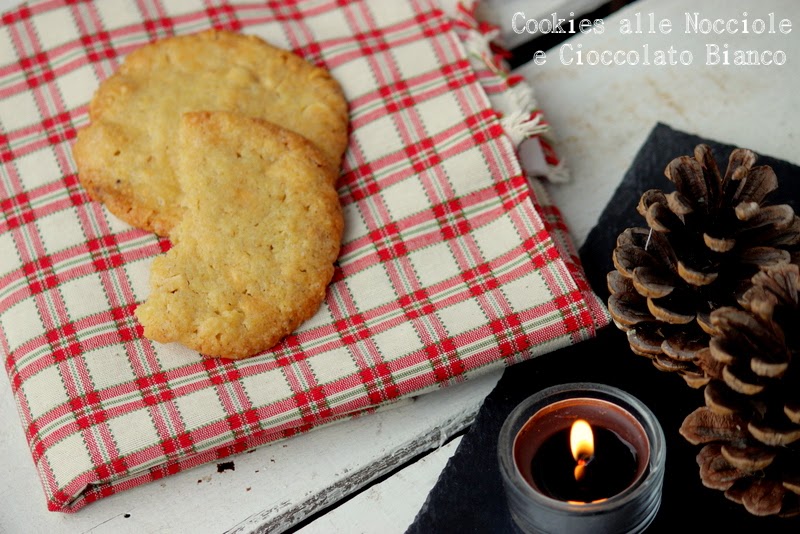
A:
134;111;343;359
73;30;348;236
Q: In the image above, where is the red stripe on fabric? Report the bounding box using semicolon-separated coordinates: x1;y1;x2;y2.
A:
337;1;462;408
133;0;175;41
204;2;242;32
267;0;321;64
66;405;377;511
4;11;119;498
1;4;33;25
0;239;160;317
348;60;473;125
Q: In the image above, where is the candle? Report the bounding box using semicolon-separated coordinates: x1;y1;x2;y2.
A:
498;383;665;534
521;399;646;504
528;417;642;503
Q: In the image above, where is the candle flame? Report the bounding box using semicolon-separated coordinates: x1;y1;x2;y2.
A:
570;419;594;481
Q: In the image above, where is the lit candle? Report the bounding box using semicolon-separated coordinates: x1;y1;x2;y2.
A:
571;419;593;485
498;383;665;534
527;412;643;504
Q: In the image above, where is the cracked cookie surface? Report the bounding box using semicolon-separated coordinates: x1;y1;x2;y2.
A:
134;111;343;359
73;30;348;236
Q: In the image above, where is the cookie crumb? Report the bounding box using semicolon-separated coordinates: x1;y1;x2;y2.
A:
217;461;236;473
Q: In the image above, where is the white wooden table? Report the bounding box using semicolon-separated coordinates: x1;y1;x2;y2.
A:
1;0;798;532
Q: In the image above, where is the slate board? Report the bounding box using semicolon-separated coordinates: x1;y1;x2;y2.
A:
406;123;800;533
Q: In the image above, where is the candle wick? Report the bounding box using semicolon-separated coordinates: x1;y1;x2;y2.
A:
574;454;594;482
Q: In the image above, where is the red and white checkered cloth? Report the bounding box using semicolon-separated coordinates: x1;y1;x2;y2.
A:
0;0;608;512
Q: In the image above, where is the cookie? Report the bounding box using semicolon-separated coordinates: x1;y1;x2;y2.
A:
134;111;343;359
73;30;348;236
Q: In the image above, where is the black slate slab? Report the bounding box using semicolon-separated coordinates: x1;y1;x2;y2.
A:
406;123;800;533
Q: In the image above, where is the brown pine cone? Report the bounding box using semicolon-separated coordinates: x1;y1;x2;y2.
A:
680;263;800;517
608;145;800;387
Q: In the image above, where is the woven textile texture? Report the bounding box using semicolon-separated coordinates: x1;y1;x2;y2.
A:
0;0;608;511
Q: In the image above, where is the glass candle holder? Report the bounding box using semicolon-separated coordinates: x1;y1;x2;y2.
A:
498;383;666;534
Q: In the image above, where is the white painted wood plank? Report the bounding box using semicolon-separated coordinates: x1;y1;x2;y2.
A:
0;369;498;534
296;437;461;534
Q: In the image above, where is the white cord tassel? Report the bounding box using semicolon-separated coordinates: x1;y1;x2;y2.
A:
463;29;504;76
546;159;570;184
455;5;570;183
501;109;549;147
507;81;537;112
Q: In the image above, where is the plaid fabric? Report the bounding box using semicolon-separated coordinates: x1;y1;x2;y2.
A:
450;2;568;182
0;0;609;512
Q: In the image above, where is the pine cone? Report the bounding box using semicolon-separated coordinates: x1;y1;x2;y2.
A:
608;145;800;386
680;263;800;517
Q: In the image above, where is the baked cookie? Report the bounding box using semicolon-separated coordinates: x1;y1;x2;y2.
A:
134;111;343;359
73;30;348;236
